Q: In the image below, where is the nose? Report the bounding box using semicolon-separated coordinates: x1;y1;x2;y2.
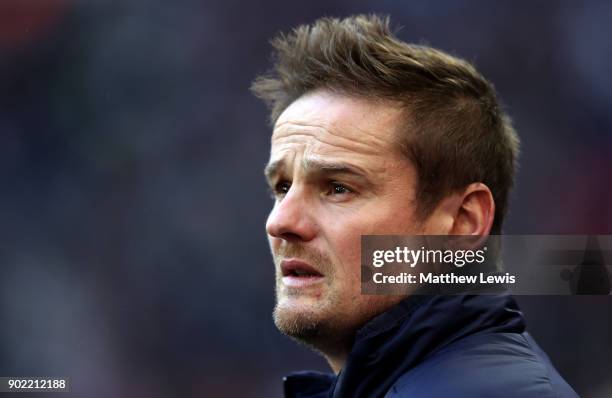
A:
266;187;317;242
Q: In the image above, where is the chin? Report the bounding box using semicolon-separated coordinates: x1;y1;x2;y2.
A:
273;297;363;359
274;294;324;324
276;291;345;330
273;300;323;341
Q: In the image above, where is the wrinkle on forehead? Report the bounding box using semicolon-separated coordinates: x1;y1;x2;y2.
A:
272;120;392;156
272;90;405;150
268;90;410;179
270;129;390;178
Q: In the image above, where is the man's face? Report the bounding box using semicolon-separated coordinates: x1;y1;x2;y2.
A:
265;90;425;347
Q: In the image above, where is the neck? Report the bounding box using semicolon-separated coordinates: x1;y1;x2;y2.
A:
316;335;353;374
326;353;347;374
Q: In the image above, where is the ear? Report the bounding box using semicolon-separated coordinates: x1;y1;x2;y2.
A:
449;183;495;237
420;183;495;238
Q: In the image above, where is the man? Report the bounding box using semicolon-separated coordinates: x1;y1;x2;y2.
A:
252;15;578;398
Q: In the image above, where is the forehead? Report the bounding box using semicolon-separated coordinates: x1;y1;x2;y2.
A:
270;90;405;168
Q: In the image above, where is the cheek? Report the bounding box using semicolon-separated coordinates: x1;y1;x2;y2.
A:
324;222;363;281
365;202;420;235
322;204;418;283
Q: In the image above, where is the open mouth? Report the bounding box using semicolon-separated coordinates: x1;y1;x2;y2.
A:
280;259;324;287
281;260;323;277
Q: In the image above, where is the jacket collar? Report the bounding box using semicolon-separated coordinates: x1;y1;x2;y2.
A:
284;293;525;398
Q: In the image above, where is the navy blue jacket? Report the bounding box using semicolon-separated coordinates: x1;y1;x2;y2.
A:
283;294;579;397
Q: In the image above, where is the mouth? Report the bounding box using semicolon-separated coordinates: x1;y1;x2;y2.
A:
280;259;324;287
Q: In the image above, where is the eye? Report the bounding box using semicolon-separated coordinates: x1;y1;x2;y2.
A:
271;180;291;198
328;182;353;196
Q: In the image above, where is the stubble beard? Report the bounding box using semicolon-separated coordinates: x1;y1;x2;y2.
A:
272;245;354;357
271;243;404;360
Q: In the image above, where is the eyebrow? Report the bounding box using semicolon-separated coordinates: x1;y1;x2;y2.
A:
264;157;371;184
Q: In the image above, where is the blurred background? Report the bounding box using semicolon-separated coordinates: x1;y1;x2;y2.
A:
0;0;611;397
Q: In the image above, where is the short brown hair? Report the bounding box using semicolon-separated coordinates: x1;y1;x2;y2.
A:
251;14;519;233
